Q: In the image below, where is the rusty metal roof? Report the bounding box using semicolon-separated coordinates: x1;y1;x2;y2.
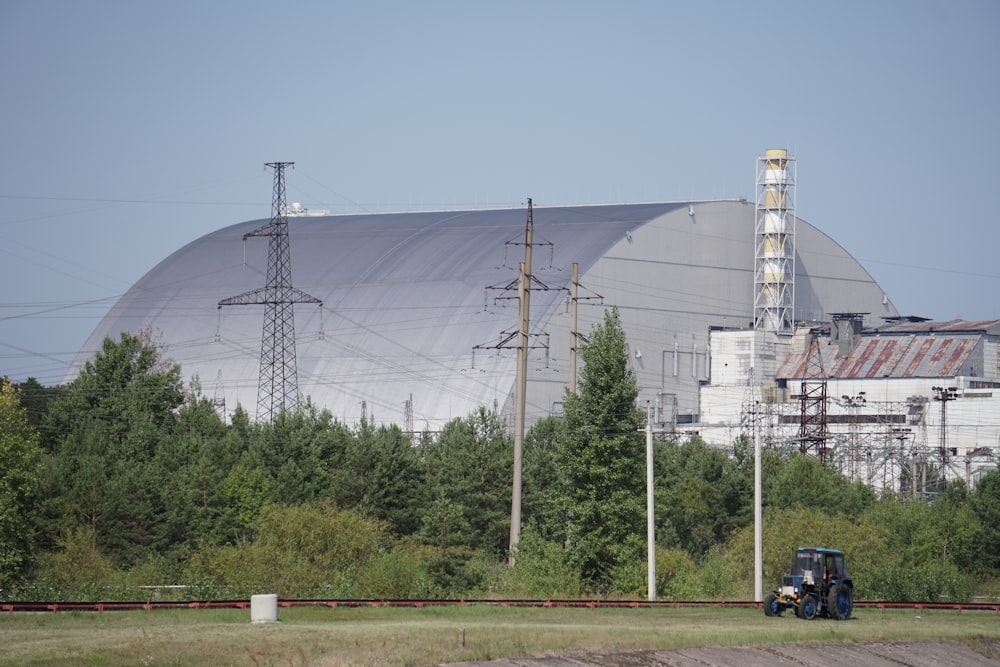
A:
877;319;1000;335
777;333;983;380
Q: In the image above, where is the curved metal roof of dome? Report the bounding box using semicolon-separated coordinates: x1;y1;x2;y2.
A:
69;200;897;428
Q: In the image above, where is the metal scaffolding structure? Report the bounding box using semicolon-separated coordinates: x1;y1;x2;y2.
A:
754;149;796;335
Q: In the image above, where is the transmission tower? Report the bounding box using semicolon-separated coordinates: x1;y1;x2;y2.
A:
740;366;759;441
218;162;322;422
212;369;227;422
403;394;414;439
932;385;959;483
798;328;829;459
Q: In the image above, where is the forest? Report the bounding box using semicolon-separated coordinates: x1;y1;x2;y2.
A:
2;309;999;603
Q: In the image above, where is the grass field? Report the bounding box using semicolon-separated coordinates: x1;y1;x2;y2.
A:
2;604;999;666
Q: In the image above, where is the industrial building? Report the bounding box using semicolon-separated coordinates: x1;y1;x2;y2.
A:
73;151;1000;490
699;317;1000;491
69;151;897;439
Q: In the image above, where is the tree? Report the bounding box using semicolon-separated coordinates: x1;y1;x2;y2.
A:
244;402;342;505
522;416;567;543
38;331;184;567
970;470;1000;570
766;453;875;519
655;436;750;557
559;307;645;587
860;495;977;601
0;378;45;590
154;392;243;557
349;422;426;537
419;407;512;558
12;378;64;451
45;330;184;461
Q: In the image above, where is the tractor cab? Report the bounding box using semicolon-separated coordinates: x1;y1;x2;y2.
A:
783;548;848;595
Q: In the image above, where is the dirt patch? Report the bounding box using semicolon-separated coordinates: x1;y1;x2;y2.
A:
442;640;1000;666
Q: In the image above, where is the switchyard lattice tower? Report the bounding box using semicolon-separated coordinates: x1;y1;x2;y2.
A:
798;328;829;459
218;162;322;422
754;149;796;335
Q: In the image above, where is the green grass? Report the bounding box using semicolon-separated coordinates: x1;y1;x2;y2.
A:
2;605;999;666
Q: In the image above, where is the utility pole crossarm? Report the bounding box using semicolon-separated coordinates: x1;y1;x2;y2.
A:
567;262;602;395
473;329;550;352
219;287;322;307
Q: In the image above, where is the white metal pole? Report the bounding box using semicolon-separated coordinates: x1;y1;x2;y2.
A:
754;413;763;602
509;261;526;566
646;403;656;601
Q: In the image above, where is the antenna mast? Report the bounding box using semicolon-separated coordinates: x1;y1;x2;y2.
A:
218;162;322;422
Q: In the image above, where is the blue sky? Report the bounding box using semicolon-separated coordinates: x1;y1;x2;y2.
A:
2;0;998;385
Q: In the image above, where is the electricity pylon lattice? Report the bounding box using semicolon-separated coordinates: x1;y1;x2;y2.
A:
798;328;829;459
218;162;322;422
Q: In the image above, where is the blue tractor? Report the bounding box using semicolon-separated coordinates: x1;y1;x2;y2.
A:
764;547;853;620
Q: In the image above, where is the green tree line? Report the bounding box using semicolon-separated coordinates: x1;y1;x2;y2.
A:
2;312;999;602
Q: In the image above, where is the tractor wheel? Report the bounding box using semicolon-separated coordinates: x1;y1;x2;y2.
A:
796;593;818;620
764;593;782;617
827;584;853;620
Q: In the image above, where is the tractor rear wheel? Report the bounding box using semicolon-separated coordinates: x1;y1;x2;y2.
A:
764;593;782;617
827;584;853;620
796;593;818;620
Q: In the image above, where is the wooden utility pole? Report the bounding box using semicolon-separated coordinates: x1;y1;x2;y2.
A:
569;263;579;395
566;262;601;394
509;199;533;564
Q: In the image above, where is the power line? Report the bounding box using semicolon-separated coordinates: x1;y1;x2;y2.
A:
0;194;263;206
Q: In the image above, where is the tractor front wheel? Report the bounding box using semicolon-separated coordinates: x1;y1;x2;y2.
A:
796;593;818;620
827;584;853;620
764;593;782;617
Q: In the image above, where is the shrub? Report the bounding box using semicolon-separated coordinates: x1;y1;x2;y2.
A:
183;502;386;598
355;550;430;599
495;528;583;599
29;526;119;600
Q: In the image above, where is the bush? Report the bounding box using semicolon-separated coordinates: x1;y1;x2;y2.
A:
494;528;583;599
692;546;745;599
355;550;431;599
420;547;492;598
183;502;386;598
656;547;699;599
871;560;975;602
28;526;120;600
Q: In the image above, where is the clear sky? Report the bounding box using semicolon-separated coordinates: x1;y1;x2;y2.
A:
2;0;998;386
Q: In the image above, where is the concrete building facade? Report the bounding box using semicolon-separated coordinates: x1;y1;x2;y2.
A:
697;319;1000;491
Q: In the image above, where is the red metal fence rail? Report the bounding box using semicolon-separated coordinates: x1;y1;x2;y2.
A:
3;598;1000;614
